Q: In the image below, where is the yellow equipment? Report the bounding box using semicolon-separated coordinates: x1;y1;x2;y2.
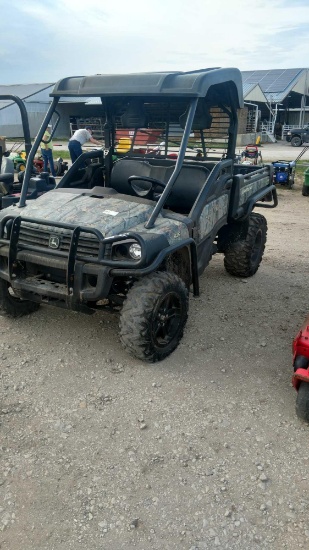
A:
116;137;132;154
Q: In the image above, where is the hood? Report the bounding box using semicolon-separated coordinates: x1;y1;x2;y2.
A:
3;191;155;237
291;127;307;133
1;190;189;245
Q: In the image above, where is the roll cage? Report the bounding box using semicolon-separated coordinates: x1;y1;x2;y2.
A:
19;67;244;218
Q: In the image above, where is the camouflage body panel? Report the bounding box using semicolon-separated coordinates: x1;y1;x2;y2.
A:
133;216;189;245
0;191;189;246
239;176;269;206
197;194;229;240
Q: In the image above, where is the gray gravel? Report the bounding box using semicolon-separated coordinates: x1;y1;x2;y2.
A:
1;178;309;550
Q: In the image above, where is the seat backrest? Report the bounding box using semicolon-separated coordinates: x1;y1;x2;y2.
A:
110;160;153;195
179;102;212;130
166;165;210;212
110;159;210;213
64;162;104;189
28;176;47;193
121;100;147;128
0;156;14;176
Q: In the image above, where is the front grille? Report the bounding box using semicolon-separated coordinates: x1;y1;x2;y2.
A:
18;225;100;258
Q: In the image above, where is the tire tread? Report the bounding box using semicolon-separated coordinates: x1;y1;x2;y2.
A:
120;272;188;362
0;279;40;318
224;213;267;278
296;382;309;422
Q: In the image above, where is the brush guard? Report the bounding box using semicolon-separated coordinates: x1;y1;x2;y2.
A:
0;214;199;310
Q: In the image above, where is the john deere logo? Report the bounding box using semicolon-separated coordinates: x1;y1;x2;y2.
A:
49;235;60;249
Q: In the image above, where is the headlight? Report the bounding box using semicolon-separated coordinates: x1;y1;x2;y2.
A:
287;131;291;136
128;243;142;260
111;240;142;261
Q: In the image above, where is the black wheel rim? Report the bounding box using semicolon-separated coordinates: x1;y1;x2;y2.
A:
151;291;183;348
251;229;263;264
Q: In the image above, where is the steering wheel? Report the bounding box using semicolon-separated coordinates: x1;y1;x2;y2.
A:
128;175;166;200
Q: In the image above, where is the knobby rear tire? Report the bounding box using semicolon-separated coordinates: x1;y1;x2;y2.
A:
224;213;267;278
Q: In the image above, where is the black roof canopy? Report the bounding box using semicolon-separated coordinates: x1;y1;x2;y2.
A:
51;68;244;108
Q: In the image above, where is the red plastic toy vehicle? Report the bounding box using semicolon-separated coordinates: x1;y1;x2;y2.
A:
292;314;309;421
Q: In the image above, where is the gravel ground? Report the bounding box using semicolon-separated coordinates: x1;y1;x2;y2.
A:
1;177;309;550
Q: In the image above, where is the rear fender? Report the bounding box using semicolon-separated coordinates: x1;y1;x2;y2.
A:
217;219;249;252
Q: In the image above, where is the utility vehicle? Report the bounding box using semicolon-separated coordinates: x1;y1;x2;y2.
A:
0;94;32;196
0;68;277;362
286;124;309;147
0;94;64;208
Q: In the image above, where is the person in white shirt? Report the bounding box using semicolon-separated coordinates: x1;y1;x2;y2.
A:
68;127;102;162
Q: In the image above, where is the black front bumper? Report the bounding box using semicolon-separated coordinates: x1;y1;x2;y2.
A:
0;215;199;311
0;215;145;311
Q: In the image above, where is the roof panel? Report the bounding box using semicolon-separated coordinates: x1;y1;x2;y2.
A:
242;68;308;102
242;68;305;93
242;82;256;95
0;83;55;111
0;83;54;99
242;83;267;103
51;68;244;107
